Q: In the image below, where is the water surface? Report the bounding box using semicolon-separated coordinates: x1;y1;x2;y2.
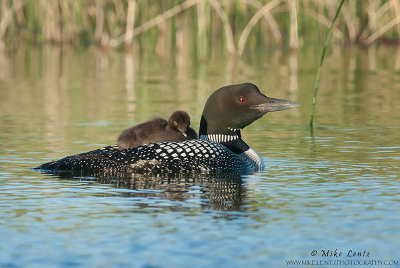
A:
1;46;400;267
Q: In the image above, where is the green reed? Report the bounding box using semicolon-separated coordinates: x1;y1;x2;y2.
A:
309;0;345;128
0;0;400;53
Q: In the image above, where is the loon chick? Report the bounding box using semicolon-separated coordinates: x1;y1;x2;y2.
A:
167;110;197;139
117;110;197;149
34;83;299;175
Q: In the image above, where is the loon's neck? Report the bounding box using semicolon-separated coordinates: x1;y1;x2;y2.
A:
199;115;263;169
199;116;249;154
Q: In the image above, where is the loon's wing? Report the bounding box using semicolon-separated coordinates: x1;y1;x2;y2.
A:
35;145;121;174
34;140;257;176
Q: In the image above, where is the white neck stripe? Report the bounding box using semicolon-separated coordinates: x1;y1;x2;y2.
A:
200;134;239;143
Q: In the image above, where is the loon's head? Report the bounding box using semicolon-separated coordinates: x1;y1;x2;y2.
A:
199;83;299;152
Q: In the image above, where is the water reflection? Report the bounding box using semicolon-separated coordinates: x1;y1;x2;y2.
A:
43;47;63;140
1;45;400;132
1;44;400;267
395;47;400;70
289;52;298;92
124;51;136;119
0;51;9;82
45;172;248;212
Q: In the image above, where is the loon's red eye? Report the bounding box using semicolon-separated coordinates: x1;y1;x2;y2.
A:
239;96;245;103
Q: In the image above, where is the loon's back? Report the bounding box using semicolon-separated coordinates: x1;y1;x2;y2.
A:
35;139;260;175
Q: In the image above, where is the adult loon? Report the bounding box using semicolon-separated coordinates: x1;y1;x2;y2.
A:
34;83;299;175
117;110;197;150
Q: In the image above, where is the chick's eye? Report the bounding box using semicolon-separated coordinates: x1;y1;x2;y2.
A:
239;96;245;103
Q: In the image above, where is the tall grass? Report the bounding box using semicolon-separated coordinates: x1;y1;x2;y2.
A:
1;0;400;53
309;0;345;129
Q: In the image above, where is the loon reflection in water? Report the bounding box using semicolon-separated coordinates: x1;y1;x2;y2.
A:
34;83;299;175
45;172;250;212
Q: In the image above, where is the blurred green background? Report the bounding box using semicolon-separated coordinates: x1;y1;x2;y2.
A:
1;0;400;54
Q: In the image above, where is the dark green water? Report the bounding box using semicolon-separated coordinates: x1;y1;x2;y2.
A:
1;45;400;267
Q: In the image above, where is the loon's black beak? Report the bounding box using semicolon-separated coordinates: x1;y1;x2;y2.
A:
252;97;300;113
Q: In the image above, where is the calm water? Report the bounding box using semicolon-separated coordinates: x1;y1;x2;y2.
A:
1;45;400;267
